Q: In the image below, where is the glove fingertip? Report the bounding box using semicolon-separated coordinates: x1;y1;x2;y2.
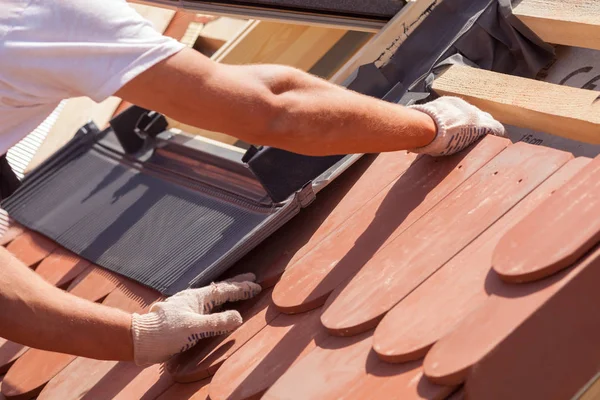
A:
221;309;243;329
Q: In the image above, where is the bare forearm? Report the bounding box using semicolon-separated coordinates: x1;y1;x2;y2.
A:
251;66;437;155
0;247;133;360
117;48;436;156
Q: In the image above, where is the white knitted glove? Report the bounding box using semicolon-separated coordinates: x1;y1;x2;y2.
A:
409;97;506;156
131;273;262;366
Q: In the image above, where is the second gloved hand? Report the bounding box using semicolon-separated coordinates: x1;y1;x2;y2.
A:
131;273;262;366
409;96;506;156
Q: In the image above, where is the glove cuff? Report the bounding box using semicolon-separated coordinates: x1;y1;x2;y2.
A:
131;312;166;366
408;103;449;156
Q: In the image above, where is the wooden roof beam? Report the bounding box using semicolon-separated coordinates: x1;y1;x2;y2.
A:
432;64;600;144
514;0;600;51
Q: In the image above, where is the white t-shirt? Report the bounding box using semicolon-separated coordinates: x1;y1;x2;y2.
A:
0;0;185;155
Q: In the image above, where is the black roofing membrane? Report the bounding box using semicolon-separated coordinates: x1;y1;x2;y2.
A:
3;130;298;294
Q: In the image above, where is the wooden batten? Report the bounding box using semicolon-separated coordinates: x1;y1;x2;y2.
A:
432;65;600;144
514;0;600;51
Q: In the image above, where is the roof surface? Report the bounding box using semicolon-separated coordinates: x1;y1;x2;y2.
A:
0;134;598;399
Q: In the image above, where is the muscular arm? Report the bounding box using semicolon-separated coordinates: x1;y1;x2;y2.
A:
0;247;133;361
116;48;436;156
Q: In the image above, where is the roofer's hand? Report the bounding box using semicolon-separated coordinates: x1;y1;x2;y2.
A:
409;97;506;157
131;273;262;366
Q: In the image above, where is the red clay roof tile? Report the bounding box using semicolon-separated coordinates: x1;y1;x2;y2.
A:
34;248;90;289
320;142;573;336
493;154;600;283
36;357;116;400
466;246;600;399
157;379;211;400
224;152;417;288
423;251;585;386
1;350;74;400
0;222;24;246
209;308;327;400
373;157;591;363
65;266;121;302
264;332;454;400
272;136;508;314
54;362;173;400
0;377;6;400
6;231;57;268
0;341;28;376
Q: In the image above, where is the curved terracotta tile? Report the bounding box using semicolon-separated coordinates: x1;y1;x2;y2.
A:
493;155;600;283
66;267;121;302
0;222;24;246
466;246;600;400
1;350;74;400
423;248;593;386
224;152;416;288
321;143;572;336
168;288;279;383
34;248;90;288
373;158;590;363
101;277;162;312
0;376;6;400
36;357;115;400
157;379;211;400
447;389;465;400
263;332;454;400
273;137;509;314
209;309;327;400
40;361;173;400
0;339;28;375
6;232;57;268
105;363;173;400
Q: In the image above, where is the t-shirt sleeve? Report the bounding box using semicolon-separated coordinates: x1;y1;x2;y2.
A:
3;0;186;103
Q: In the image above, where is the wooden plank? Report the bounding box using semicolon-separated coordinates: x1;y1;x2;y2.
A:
373;157;590;363
432;65;600;144
331;0;443;85
514;0;600;51
320;143;572;337
493;155;600;283
272;137;508;315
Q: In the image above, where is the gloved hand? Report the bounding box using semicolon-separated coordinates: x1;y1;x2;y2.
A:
131;273;262;366
409;96;506;156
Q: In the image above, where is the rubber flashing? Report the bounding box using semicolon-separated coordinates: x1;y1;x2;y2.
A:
3;120;300;294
